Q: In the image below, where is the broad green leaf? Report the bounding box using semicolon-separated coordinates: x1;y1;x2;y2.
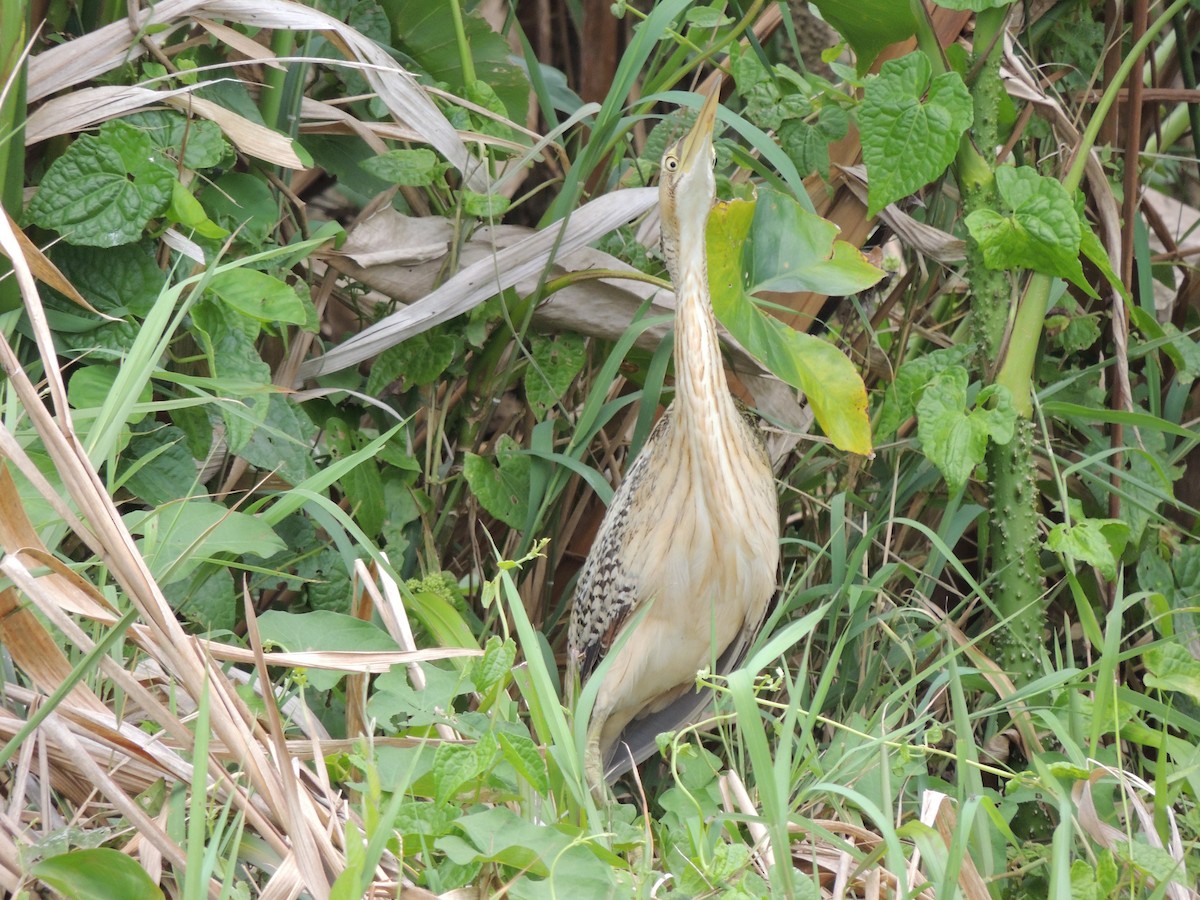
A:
386;0;530;125
206;268;309;325
32;848;164;900
746;189;885;296
779;106;848;181
125;499;285;585
1070;859;1098;900
50;241;166;320
189;298;271;452
258;609;399;691
1143;643;1200;702
164;566;235;632
432;740;495;805
686;3;734;28
463;434;531;529
707;194;878;454
808;0;918;74
27;122;174;247
360;148;444;186
121;427;201;506
858;52;972;216
525;333;586;418
69;364;152;424
915;368;1015;493
964;166;1095;296
1112;839;1187;885
236;393;320;486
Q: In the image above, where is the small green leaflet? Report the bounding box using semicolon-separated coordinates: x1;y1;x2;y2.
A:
360;148;446;186
858;52;972;216
706;192;880;455
1046;499;1130;581
915;367;1015;493
964;165;1096;297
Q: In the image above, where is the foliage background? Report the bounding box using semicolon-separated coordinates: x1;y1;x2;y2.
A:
1;0;1199;898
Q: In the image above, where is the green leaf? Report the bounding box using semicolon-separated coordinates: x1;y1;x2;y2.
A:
876;345;971;439
206;268;309;325
686;3;733;28
164;566;235;632
69;364;152;424
1070;859;1098;900
257;609;399;691
51;241;167;319
432;740;496;805
367;330;460;394
706;193;878;454
463;434;531;529
125;499;285;585
201;171;278;246
525;333;585;418
120;427;200;506
915;368;1015;493
236;393;320;487
189;298;271;452
324;416;386;538
32;848;164;900
388;0;530;124
124;109;232;170
746;189;886;295
1143;643;1200;702
27;122;174;247
1047;512;1130;581
359;148;444;186
497;731;549;795
462;189;510;219
808;0;918;74
778;106;848;180
473;635;516;697
964;166;1095;297
858;52;972;216
169;180;229;239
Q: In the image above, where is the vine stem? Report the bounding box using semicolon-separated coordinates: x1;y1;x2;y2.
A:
998;0;1191;416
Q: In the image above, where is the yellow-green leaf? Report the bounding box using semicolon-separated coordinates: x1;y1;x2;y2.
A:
706;193;877;455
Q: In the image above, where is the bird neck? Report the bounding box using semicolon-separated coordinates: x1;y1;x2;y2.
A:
669;217;734;431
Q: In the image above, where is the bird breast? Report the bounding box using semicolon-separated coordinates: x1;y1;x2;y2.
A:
592;403;778;747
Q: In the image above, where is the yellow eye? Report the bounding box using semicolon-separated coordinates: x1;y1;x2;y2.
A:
664;155;679;172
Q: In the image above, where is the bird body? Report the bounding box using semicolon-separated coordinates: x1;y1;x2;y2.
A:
568;88;780;785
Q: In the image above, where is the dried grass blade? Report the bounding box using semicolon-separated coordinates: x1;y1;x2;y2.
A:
300;186;658;379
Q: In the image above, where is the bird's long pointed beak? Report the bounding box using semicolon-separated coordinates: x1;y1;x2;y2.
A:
679;85;720;173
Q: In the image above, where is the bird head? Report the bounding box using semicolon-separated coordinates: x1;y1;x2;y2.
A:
659;86;719;274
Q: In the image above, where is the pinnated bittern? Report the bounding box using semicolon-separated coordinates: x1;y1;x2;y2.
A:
568;87;780;788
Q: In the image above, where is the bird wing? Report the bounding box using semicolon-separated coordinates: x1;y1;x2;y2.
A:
567;413;672;686
601;593;771;780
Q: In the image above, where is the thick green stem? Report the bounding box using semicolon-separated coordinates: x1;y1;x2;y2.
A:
987;416;1043;675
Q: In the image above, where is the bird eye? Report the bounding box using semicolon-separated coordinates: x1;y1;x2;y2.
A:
664;155;679;171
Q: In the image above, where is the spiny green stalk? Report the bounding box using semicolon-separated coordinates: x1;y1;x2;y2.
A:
987;415;1043;675
960;6;1011;365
